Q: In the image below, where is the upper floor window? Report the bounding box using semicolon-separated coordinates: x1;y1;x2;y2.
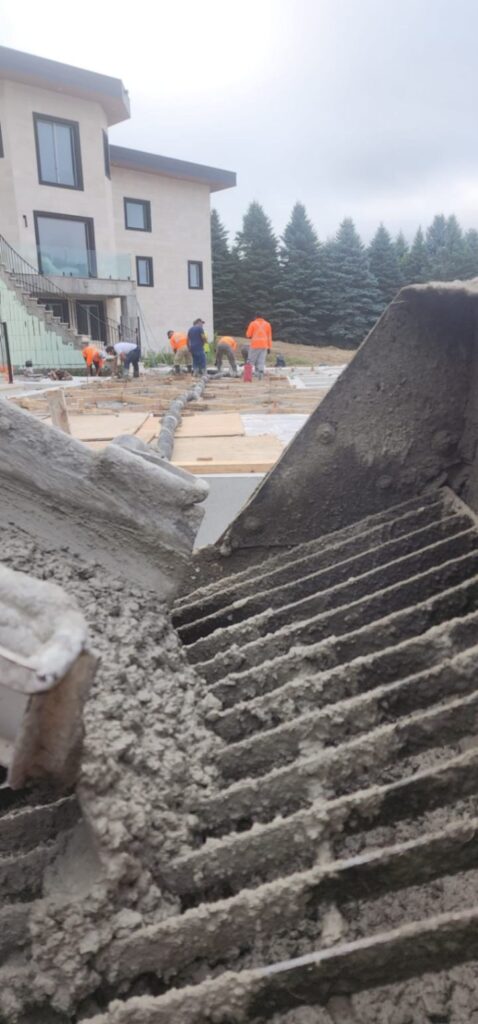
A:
188;260;203;289
102;130;111;179
33;114;83;189
124;197;151;232
136;256;154;287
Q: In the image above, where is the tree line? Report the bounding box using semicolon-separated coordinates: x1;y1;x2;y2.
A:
211;203;478;347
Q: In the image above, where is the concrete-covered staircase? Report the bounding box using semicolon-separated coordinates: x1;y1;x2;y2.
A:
63;484;478;1022
0;232;87;368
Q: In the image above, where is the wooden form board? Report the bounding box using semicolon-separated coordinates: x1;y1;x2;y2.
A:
175;412;244;438
45;411;150;442
172;434;284;474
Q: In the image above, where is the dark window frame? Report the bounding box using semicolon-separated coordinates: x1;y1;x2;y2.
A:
0;124;4;158
136;255;154;287
38;296;70;325
188;259;203;290
34;210;97;278
102;129;111;179
76;300;107;343
33;112;84;190
124;197;152;232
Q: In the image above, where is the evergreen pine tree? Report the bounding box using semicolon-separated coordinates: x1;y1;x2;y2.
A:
402;227;430;284
210;209;237;334
426;214;449;279
326;218;383;348
234;201;281;330
444;215;466;278
394;231;409;271
462;229;478;279
276;202;324;344
368;224;403;304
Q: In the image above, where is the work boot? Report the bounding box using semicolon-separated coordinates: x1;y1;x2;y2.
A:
187;366;193;374
174;364;180;375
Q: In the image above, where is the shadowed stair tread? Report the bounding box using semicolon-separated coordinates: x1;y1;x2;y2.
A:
209;574;478;705
88;906;478;1024
162;747;478;897
211;608;478;741
104;816;478;983
185;525;477;660
215;643;478;780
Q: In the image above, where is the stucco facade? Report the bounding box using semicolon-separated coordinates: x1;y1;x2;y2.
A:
111;164;213;348
0;45;235;359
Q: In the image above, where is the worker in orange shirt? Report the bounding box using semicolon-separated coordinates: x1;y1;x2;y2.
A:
167;330;193;374
81;341;104;376
245;315;272;379
215;336;239;375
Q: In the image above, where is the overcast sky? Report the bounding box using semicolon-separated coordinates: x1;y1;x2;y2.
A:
2;0;478;245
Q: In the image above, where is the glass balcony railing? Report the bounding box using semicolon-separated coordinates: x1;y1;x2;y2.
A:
21;246;132;281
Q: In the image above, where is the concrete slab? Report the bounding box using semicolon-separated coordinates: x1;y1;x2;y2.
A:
194;474;264;549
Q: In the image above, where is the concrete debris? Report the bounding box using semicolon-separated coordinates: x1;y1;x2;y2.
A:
1;282;478;1023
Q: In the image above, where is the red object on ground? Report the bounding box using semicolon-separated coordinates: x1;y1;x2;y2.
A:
243;363;253;382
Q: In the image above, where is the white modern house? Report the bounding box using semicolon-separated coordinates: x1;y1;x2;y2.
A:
0;45;235;368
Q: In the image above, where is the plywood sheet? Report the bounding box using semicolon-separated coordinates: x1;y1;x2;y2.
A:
175;412;244;438
172;434;284;474
135;414;160;444
46;412;150;441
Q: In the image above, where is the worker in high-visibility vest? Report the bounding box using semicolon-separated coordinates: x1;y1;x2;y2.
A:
82;342;104;376
245;316;272;379
215;336;239;375
167;330;193;374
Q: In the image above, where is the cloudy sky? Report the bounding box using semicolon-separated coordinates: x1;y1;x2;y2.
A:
2;0;477;244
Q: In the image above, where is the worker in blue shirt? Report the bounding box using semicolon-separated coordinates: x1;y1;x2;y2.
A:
187;319;207;376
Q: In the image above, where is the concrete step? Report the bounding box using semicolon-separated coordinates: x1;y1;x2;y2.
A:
208;573;478;708
102;816;478;989
177;510;470;644
162;746;478;900
86;905;478;1024
211;609;478;743
175;490;447;624
197;686;478;834
184;523;477;661
196;545;478;684
216;643;478;781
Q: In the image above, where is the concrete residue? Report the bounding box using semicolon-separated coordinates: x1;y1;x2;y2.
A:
0;525;220;1017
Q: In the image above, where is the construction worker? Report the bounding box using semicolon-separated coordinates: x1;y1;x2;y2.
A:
245;315;272;379
82;341;104;377
187;318;207;376
167;330;192;374
215;336;239;375
105;340;140;379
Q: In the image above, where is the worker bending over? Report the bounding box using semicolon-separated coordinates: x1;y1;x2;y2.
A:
106;340;140;379
246;315;272;379
215;336;238;375
187;318;207;376
82;342;104;377
167;330;193;374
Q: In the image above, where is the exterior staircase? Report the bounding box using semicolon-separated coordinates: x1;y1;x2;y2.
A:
0;232;124;370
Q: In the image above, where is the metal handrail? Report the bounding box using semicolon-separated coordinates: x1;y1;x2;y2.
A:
0;233;128;348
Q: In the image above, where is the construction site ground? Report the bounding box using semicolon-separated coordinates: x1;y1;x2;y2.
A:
7;344;353;477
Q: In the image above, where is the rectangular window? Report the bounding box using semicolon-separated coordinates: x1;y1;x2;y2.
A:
188;260;203;290
102;130;110;179
39;297;70;325
33;114;83;189
136;256;154;287
0;124;4;158
76;301;106;342
34;212;96;278
124;197;151;231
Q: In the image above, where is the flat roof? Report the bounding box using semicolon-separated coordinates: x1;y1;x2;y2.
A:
109;144;236;193
0;46;130;126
